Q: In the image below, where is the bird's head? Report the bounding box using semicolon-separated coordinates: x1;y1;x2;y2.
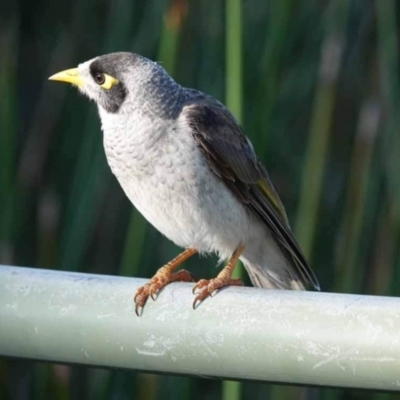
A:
49;52;179;117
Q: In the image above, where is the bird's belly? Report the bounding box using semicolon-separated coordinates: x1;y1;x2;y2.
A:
112;143;253;258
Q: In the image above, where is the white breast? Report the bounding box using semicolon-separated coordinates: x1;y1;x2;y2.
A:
99;109;260;259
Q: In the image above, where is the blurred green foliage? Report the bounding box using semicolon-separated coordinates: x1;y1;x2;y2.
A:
1;0;400;399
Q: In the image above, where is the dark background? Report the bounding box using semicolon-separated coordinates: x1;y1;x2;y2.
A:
1;0;400;399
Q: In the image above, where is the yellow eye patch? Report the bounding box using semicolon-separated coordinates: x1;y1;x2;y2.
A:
93;72;119;89
101;73;119;89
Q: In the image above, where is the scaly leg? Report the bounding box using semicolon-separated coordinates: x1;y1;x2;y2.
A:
192;244;245;309
134;248;197;315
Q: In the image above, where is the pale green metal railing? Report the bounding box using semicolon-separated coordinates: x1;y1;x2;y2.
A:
1;264;400;392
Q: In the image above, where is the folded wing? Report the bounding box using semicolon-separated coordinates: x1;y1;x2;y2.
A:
182;98;320;291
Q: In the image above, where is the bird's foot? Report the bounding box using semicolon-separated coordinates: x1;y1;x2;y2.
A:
192;243;245;309
192;277;243;309
134;267;195;316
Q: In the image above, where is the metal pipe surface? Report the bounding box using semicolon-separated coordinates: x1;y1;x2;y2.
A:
0;265;400;391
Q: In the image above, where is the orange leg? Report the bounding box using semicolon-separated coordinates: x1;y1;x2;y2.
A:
192;244;245;309
134;248;197;315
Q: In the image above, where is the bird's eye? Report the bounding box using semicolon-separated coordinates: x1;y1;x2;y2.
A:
94;72;105;85
92;72;119;89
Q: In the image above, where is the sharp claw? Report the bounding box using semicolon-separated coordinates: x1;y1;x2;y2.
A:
193;286;210;309
134;290;146;316
150;289;158;301
192;297;200;309
135;303;141;317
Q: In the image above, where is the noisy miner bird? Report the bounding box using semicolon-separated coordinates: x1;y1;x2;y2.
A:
49;52;320;315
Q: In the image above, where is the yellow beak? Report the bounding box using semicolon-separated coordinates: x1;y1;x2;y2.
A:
48;68;85;87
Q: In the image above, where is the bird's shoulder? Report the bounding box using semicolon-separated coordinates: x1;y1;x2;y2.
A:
181;88;243;141
179;88;261;185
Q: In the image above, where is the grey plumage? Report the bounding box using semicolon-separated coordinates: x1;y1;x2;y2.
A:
52;52;320;292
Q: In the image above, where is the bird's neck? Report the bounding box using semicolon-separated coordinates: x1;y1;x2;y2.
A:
125;70;185;120
98;69;184;142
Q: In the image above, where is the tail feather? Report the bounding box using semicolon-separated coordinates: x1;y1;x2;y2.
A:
243;261;308;291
